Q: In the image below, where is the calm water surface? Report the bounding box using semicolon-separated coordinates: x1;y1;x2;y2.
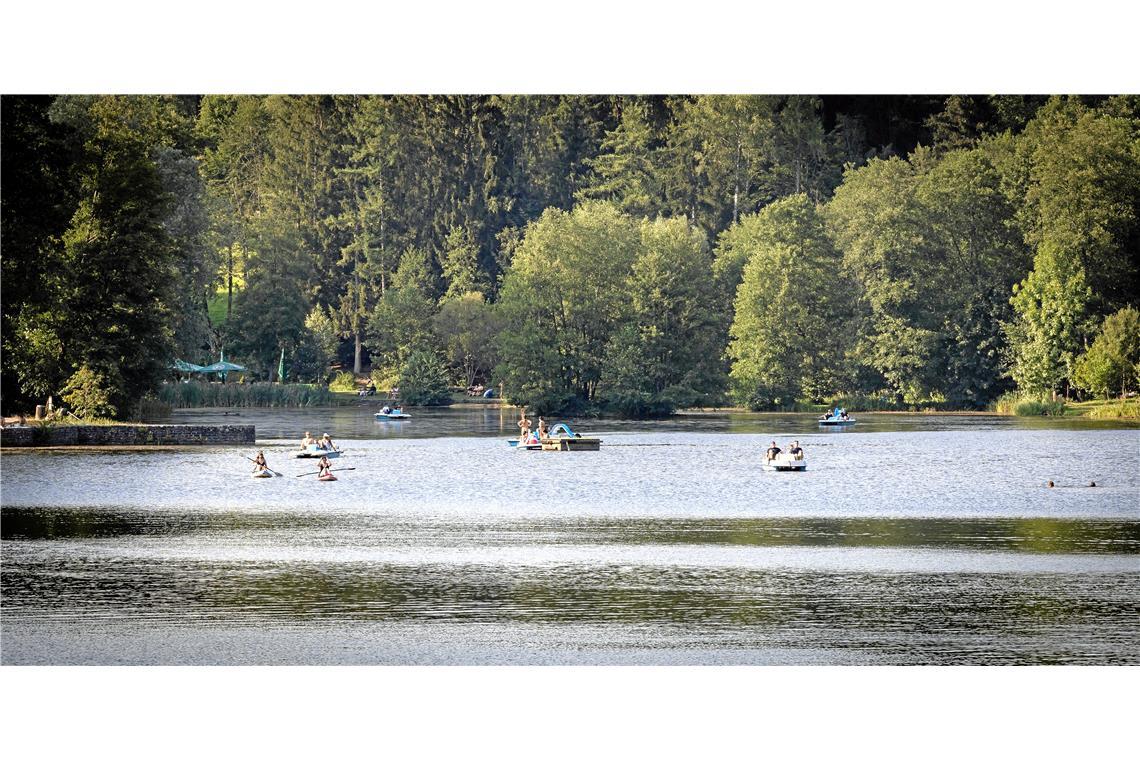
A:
2;409;1138;664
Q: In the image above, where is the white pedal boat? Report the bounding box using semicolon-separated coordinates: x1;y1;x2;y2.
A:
763;453;807;471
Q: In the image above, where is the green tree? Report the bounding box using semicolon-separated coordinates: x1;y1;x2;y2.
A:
433;292;502;387
292;305;340;383
227;226;311;378
41;96;184;414
577;99;663;218
398;349;452;405
726;195;855;407
60;364;117;419
1072;307;1140;399
600;217;723;414
439;226;488;301
495;202;640;410
366;246;440;370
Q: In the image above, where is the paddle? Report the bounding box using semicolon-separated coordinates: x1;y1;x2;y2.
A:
296;467;357;477
242;455;282;477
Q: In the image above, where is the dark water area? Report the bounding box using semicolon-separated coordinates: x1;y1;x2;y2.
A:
2;409;1138;664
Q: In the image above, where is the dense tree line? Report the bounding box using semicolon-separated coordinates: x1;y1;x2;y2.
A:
2;94;1137;417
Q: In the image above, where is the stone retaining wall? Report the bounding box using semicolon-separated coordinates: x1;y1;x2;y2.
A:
0;424;255;448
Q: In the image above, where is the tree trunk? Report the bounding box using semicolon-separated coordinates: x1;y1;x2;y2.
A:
353;332;363;375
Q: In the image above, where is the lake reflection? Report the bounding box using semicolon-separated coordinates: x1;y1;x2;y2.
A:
2;410;1138;664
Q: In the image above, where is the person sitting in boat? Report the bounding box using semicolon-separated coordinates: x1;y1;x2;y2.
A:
765;441;782;461
788;441;804;460
320;433;338;452
253;450;269;473
381;405;392;415
317;455;332;478
300;431;316;450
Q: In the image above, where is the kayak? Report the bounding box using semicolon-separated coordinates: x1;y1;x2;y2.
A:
375;411;411;420
318;473;337;482
252;470;273;478
296;446;341;458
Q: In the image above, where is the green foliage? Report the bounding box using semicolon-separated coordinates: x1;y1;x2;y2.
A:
433;292;502;387
292;306;339;383
397;350;452;406
366;246;441;368
1006;241;1094;396
726;195;856;409
603;216;724;411
439;226;488;300
1072;306;1140;399
61;365;117;419
157;381;342;408
328;371;357;392
495;202;640;411
577;100;663;218
1014;399;1067;417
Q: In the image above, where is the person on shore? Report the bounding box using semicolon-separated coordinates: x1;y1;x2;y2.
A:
253;450;269;474
320;433;338;452
789;441;804;460
318;455;332;478
765;441;782;461
300;431;315;450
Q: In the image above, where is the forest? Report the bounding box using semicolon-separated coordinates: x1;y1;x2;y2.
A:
2;94;1138;417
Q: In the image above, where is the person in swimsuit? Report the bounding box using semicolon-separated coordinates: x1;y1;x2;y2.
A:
537;416;548;439
300;431;315;450
253;450;269;473
320;433;338;452
318;455;332;478
788;441;804;460
517;415;532;443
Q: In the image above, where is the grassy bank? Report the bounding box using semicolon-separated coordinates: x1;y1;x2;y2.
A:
990;394;1140;419
158;382;350;408
1063;399;1140;419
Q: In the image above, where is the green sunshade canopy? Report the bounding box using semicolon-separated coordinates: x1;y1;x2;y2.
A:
171;359;207;372
200;360;246;373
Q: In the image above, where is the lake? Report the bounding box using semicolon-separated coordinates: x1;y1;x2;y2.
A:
2;408;1138;664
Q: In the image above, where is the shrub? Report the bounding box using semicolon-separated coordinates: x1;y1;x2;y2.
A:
61;365;117;419
1013;399;1066;416
328;371;357;393
397;350;452;406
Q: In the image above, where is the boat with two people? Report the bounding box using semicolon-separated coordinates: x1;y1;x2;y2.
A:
763;440;807;471
296;431;343;458
818;406;855;426
375;404;410;420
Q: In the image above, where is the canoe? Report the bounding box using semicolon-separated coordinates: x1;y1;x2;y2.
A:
375;412;411;420
296;447;341;458
763;455;807;471
318;473;337;482
252;470;273;478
